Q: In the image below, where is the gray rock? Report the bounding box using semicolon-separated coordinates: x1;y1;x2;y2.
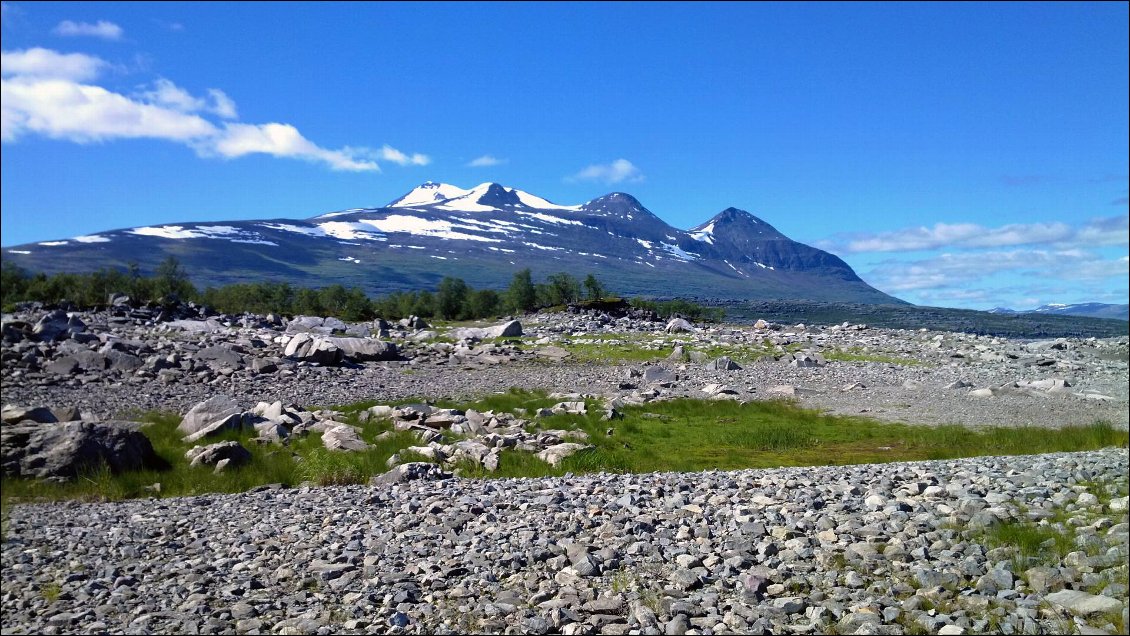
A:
185;441;251;470
665;318;694;333
323;337;398;362
321;424;370;452
706;356;742;371
537;443;592;467
178;395;242;436
2;420;161;479
370;462;453;485
1044;590;1122;615
2;405;59;424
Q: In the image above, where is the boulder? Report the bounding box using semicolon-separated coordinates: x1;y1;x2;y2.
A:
196;345;244;370
284;334;345;365
323;337;398;362
642;366;676;384
705;356;742;371
1043;590;1122;616
665;318;694;333
2;420;161;480
449;320;524;341
186;441;252;471
2;405;59;424
790;352;826;368
537;442;593;467
370;462;452;486
32;310;85;342
178;395;242;436
321;424;370;452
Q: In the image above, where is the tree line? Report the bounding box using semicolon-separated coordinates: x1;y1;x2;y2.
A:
2;257;722;322
1;258;618;322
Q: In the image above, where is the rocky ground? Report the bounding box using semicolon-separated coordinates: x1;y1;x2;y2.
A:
3;450;1127;635
2;303;1128;634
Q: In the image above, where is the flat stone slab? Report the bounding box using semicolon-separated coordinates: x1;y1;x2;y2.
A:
1043;590;1122;615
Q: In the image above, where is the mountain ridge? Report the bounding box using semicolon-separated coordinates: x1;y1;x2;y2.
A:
2;182;903;305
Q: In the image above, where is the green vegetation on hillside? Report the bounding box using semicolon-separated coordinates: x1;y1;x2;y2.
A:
2;260;723;324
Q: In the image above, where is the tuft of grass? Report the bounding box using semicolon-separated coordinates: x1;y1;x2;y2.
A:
40;582;62;604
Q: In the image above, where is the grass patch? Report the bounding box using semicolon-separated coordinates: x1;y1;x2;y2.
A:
983;520;1076;571
3;393;1125;505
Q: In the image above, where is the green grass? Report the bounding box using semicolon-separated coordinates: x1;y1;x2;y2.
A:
983;521;1076;571
2;392;1126;505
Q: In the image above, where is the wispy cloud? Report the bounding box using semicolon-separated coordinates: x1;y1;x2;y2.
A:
53;20;123;41
863;249;1129;293
568;158;644;184
818;214;1128;254
138;78;237;119
467;154;505;167
379;144;429;166
207;123;378;171
0;47;426;173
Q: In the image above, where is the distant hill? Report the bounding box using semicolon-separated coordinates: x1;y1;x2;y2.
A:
723;300;1129;338
989;303;1129;322
2;182;902;304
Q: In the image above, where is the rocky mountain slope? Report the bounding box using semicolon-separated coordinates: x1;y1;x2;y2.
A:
1;182;900;304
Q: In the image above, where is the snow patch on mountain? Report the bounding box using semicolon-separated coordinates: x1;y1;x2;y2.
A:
130;225;275;244
689;222;716;244
359;215;502;243
316;208;369;219
259;222;324;237
389;182;471;208
659;243;700;261
515;211;583;226
514;190;580;211
316;222;385;241
73;235;110;243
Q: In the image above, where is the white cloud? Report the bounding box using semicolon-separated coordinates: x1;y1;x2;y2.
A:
1;47;106;81
819;214;1129;254
2;76;216;142
207;88;237;119
1;47;427;173
468;154;505;167
569;158;644;184
207;123;378;172
379;144;429;166
53;20;123;41
138;78;237;119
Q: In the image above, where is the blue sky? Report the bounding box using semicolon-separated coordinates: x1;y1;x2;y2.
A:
2;1;1127;310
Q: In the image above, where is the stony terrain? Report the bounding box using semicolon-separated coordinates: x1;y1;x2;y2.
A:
2;302;1128;634
2;302;1127;430
3;450;1127;635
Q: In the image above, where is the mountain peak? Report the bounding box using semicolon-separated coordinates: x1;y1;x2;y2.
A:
388;182;579;212
692;207;785;240
388;182;470;207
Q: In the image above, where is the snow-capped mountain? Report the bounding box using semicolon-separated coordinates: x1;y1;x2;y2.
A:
2;182;901;304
